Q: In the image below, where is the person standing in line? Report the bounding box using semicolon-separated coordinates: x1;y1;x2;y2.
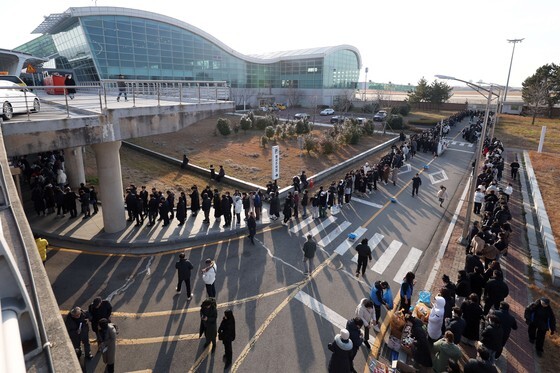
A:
437;185;448;207
282;193;293;225
234;195;243;225
327;329;353;373
218;309;236;369
175;253;194;300
176;192;187;226
247;211;257;244
199;298;218;353
87;296;113;348
474;187;485;214
292;191;300;219
202;259;217;298
345;317;364;372
411;173;422;197
525;297;556;357
493;301;518;359
300;190;309;218
355;238;372;278
432;331;461;373
355;299;376;349
216;165;225;182
65;307;93;359
116;74;127;102
89;185;99;216
166;190;175;220
302;234;317;276
400;272;415;311
64;74;76;99
97;318;117;373
190;185;201;217
390;167;398;186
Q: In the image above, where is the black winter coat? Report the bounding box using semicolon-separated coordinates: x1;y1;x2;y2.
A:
218;317;236;342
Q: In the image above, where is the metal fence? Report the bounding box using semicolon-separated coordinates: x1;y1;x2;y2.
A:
0;79;231;122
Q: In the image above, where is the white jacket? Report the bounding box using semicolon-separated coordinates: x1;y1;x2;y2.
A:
202;264;217;285
427;296;446;340
234;196;243;214
355;298;376;327
474;191;485;204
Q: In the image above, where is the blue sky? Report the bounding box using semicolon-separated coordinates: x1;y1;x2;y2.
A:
2;0;558;88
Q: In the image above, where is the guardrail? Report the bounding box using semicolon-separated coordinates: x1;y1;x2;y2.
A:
0;79;231;122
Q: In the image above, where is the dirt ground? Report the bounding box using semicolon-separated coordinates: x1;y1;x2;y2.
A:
84;114;394;193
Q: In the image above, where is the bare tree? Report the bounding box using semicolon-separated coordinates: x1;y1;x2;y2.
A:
286;85;302;108
523;79;550;125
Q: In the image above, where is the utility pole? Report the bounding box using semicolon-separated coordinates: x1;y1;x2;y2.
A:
503;38;524;110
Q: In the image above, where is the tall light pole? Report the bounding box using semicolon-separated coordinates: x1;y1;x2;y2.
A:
364;67;368;101
435;75;500;244
503;38;524;110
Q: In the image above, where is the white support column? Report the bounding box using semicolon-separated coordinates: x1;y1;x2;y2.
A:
1;307;26;373
64;146;85;189
92;141;126;233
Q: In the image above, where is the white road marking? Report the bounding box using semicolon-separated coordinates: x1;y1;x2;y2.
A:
393;247;423;283
107;256;154;302
351;197;383;208
255;238;304;274
371;240;402;274
334;227;368;255
398;164;412;175
428;170;449;184
351;233;384;263
446;148;475;154
307;216;337;237
290;216;315;233
294;291;376;345
317;221;352;247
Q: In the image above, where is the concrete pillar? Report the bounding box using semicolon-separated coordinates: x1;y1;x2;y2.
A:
64;146;85;189
91;141;126;233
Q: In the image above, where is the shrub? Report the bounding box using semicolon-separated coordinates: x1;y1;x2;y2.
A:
216;118;231;136
233;123;240;134
319;135;337;154
248;111;255;124
399;104;411;116
286;123;296;137
265;126;275;139
255;116;270;130
387;114;404;129
303;134;318;154
339;121;362;145
362;120;375;135
275;124;283;138
261;136;268;148
240;115;252;132
295;119;311;135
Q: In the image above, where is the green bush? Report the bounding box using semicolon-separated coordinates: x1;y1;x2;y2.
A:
362;121;375;135
286;123;296;137
265;126;275;139
295;119;311;135
387;114;404;129
255;116;270;130
319;135;337;154
399;104;411;116
339;121;362;145
216;118;232;136
261;136;268;148
303;134;318;154
240;115;252;132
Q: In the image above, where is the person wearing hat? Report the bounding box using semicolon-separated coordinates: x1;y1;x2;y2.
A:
327;329;353;373
117;74;127;102
525;297;556;357
202;259;217;298
88;296;113;347
65;306;93;359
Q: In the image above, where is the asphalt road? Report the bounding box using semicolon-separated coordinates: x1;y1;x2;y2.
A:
46;122;475;372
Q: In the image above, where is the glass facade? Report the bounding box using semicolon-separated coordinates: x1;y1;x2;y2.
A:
17;8;360;91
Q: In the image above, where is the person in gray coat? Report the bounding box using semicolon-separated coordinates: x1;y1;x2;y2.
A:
98;318;117;373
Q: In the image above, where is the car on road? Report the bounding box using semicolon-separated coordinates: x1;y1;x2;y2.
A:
355;117;367;124
320;108;335;116
0;75;26;87
0;80;41;120
275;103;287;110
294;113;311;120
373;110;388;122
330;115;346;124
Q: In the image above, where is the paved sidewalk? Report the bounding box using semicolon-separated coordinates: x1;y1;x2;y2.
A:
27;202;273;254
428;149;537;372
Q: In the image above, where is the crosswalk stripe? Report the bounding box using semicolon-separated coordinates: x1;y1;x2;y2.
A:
392;247;423;283
451;141;457;145
294;291;376;345
371;240;402;274
351;233;385;263
334;227;367;256
289;216;316;233
351;197;383;209
307;216;337;237
468;144;473;148
318;221;352;247
398;164;412;175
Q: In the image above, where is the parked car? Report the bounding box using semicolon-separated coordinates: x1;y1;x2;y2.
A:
275;103;287;110
373;110;388;122
0;75;26;87
330;115;346;124
355;117;367;124
320;108;335;116
0;81;40;120
294;113;310;120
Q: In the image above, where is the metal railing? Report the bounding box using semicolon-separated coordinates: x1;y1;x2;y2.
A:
0;79;231;122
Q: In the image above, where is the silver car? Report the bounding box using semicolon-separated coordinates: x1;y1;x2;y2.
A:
0;80;40;120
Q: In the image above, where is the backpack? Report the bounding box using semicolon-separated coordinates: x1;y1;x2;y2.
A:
524;302;537;324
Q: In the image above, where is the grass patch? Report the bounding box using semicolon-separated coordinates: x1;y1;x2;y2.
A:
494;114;560;153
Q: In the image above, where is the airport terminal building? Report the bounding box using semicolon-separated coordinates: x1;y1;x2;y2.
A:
16;7;361;107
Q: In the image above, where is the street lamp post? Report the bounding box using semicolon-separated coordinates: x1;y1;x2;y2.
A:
364;67;368;101
503;38;524;112
435;75;500;244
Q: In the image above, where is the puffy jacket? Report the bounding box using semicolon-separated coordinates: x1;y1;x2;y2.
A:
355;298;375;327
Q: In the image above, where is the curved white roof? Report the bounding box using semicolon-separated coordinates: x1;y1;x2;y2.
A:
33;7;361;67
